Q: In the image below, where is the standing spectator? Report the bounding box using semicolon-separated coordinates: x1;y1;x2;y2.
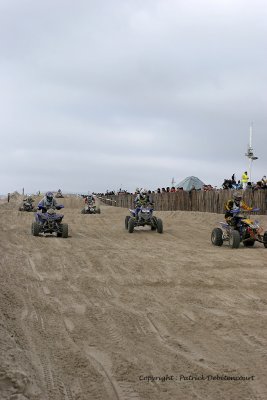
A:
236;180;242;189
246;182;253;191
254;181;262;190
222;179;232;189
231;174;236;188
7;193;10;202
241;171;249;189
261;175;267;186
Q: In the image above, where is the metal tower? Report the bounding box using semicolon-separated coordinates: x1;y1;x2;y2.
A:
245;123;258;182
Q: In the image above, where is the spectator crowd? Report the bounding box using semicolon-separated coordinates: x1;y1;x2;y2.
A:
94;172;267;197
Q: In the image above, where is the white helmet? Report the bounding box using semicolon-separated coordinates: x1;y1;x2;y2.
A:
140;188;147;198
233;190;242;205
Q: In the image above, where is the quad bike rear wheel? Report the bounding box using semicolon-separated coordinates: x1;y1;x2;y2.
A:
156;218;163;234
263;231;267;248
96;208;101;214
125;216;130;229
211;228;223;246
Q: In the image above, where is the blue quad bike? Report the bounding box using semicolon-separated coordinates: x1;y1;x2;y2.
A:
31;205;68;238
125;204;163;233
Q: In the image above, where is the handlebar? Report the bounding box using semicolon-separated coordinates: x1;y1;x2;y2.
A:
38;205;64;211
230;207;260;214
230;209;241;214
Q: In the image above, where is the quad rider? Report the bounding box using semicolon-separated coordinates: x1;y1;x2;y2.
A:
20;195;35;211
224;191;253;229
24;195;34;203
85;192;95;205
55;189;63;197
38;192;60;213
23;195;34;206
134;188;153;219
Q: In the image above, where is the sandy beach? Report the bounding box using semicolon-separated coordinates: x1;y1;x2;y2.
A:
1;196;267;400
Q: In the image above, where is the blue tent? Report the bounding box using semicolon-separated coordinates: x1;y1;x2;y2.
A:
176;176;205;191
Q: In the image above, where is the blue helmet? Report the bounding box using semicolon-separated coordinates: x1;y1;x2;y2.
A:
46;191;53;202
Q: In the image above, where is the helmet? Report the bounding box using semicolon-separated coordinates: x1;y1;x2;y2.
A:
140;188;147;199
46;191;53;202
233;191;242;205
135;187;140;194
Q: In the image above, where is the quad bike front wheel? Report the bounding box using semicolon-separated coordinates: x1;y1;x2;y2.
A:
151;216;157;230
229;230;240;249
211;228;223;246
128;217;135;233
31;222;40;236
61;223;68;238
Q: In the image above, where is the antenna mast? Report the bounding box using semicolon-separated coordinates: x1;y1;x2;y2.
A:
245;122;258;182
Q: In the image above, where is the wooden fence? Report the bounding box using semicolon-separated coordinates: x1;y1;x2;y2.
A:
99;190;267;214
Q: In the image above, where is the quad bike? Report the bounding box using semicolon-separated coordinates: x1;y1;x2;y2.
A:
31;205;68;238
81;203;100;214
55;190;64;198
211;208;267;249
125;204;163;233
19;199;37;212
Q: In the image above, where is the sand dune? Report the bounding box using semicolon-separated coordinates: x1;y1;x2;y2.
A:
0;196;267;400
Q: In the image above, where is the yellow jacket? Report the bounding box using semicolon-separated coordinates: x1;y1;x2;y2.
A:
241;172;249;183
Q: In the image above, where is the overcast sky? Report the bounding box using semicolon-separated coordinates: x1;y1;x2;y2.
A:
0;0;266;194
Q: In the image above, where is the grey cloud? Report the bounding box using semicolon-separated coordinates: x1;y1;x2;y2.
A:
0;0;266;193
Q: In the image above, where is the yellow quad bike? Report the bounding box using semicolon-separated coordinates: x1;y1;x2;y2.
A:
211;208;267;249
